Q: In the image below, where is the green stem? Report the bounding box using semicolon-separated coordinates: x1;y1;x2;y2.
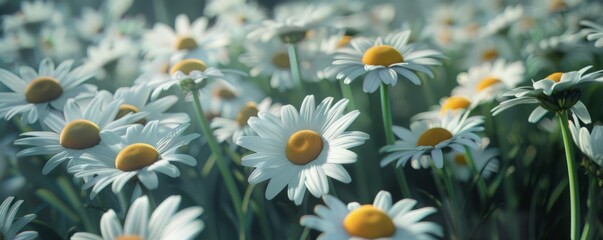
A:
580;176;598;240
287;44;305;89
464;146;488;202
152;0;169;24
191;90;245;240
558;111;581;240
140;185;157;210
339;80;357;110
380;83;411;197
433;166;463;239
299;227;310;240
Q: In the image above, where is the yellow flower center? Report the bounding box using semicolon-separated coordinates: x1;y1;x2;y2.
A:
416;127;453;147
480;49;498;62
114;236;143;240
236;102;259;127
343;205;396;239
174;36;198;50
454;154;467;165
285;130;323;165
362;45;404;67
25;77;63;103
476;76;501;92
548;0;568;12
336;35;352;48
115;104;146;125
115;143;159;172
213;87;237;100
271;52;290;69
169;59;207;75
440;96;471;114
60;120;101;149
547;72;563;83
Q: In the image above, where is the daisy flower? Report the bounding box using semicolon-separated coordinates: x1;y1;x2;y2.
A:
300;190;442;239
2;0;57;32
152;58;226;98
479;5;524;37
492;66;603;124
211;97;281;147
452;59;525;103
197;77;264;119
237;95;369;205
446;138;500;181
14;91;147;174
381;113;484;169
0;58;96;124
332;30;446;93
143;14;229;65
412;95;477;121
72;195;204;240
239;39;300;91
569;115;603;185
69;121;199;198
581;20;603;48
0;196;38;240
82;35;140;81
113;84;190;129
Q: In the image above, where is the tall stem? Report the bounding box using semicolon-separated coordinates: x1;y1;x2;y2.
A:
580;176;598;240
191;90;245;240
380;83;411;197
558;111;581;240
287;44;304;89
464;146;488;202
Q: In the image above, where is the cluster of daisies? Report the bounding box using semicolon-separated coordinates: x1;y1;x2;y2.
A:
1;0;603;239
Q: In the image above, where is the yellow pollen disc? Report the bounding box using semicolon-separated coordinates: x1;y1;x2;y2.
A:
174;36;198;50
25;77;63;103
454;154;467;165
549;0;568;12
440;96;471;114
114;236;143;240
343;205;396;239
115;104;146;125
236;102;259;127
466;23;480;35
115;143;159;172
416;127;453;147
476;76;501;92
169;59;207;75
336;35;352;48
285;130;323;165
547;72;563;83
213;87;237;100
60;120;101;150
271;52;290;69
480;49;498;62
443;16;454;26
362;45;404;67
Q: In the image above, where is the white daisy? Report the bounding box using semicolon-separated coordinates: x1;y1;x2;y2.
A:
71;195;204;240
0;196;38;240
38;26;83;61
492;66;603;123
332;30;446;93
523;32;591;75
478;5;524;37
239;39;299;92
381;113;484;169
581;20;603;48
452;59;525;104
197;76;264;119
0;58;96;124
2;0;57;32
69;121;199;198
412;95;477;121
211;97;281;147
75;7;104;41
135;57;171;89
113;84;190;129
82;35;140;82
143;14;230;65
237;95;369;205
569;115;603;167
446;138;500;181
14;91;147;174
152;58;226;99
300;190;443;239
